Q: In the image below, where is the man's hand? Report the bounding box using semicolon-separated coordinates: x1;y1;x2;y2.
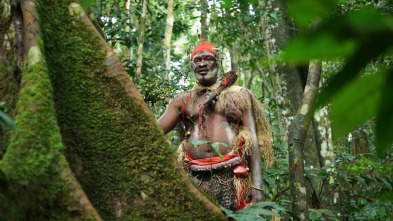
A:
250;187;266;203
225;104;242;124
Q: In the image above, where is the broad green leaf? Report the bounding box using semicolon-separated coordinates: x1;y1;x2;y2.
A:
285;210;301;221
221;206;265;221
0;110;16;131
238;208;281;217
379;191;393;202
211;142;228;160
191;140;211;148
309;209;322;219
330;72;386;141
316;34;393;110
375;177;392;191
288;0;338;28
376;70;393;154
330;203;359;212
318;209;337;218
283;32;357;64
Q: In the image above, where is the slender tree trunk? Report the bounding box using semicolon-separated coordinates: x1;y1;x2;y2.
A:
125;0;134;62
201;0;209;41
163;0;174;76
288;60;322;220
135;0;147;83
229;43;238;72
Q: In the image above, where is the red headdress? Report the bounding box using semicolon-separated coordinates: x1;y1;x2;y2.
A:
190;41;217;59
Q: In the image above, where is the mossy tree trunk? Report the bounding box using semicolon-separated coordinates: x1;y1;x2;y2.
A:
0;0;226;220
288;60;322;220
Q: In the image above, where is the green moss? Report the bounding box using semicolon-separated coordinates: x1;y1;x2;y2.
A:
0;16;20;158
37;0;225;220
0;49;96;221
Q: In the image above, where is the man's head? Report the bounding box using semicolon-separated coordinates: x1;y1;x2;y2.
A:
191;42;218;87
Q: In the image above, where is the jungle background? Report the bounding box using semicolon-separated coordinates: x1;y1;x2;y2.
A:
1;0;393;220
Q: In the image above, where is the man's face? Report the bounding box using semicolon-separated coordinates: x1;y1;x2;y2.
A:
192;50;218;86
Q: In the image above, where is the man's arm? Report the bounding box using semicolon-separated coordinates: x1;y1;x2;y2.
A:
157;95;182;135
241;93;265;203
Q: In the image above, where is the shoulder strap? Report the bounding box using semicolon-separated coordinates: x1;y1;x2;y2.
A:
181;95;191;127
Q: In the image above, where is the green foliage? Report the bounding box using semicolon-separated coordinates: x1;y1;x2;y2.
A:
191;140;211;146
191;140;227;160
221;202;285;221
79;0;95;9
330;72;384;141
284;3;393;154
309;208;338;220
211;142;228;160
288;0;339;28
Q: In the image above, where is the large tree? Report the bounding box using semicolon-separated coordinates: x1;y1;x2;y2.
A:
0;0;226;220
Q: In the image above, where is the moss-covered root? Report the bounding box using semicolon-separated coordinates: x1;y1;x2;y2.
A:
38;1;225;220
0;1;101;220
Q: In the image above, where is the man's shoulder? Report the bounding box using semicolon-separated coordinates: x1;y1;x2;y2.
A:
226;85;251;95
228;85;245;92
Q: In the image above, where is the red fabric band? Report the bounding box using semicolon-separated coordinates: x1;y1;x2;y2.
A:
191;41;217;59
186;153;238;166
181;95;191;126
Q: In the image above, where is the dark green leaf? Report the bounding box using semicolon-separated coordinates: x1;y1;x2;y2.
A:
315;33;393;110
330;73;386;141
375;177;392;191
376;70;393;154
330;203;359;212
288;0;338;28
283;32;357;64
309;209;322;219
285;210;301;221
378;191;393;202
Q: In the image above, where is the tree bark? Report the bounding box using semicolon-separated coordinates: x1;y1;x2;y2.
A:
229;43;238;72
201;0;209;41
125;0;134;62
288;60;321;220
135;0;147;83
163;0;174;75
1;0;226;220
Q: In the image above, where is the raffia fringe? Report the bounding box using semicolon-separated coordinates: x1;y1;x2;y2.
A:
233;173;251;208
229;126;253;158
177;140;189;171
219;86;274;169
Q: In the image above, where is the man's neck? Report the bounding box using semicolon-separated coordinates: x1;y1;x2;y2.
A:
193;82;219;92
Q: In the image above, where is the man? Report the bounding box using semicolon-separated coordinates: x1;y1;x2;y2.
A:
158;41;273;211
